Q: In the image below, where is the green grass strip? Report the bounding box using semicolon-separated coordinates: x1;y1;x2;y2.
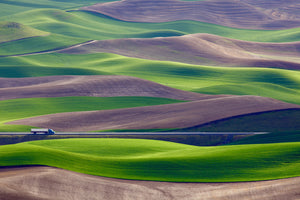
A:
0;138;299;182
175;109;300;132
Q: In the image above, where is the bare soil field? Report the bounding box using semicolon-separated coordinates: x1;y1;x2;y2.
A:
81;0;300;29
0;166;300;200
0;75;214;101
8;96;300;131
60;33;300;69
242;0;300;29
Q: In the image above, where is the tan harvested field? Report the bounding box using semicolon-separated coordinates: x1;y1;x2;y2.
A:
81;0;300;29
60;33;300;69
8;96;300;131
1;166;300;200
0;75;214;101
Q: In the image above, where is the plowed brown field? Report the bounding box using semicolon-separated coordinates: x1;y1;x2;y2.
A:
60;34;300;69
1;166;300;200
0;75;215;101
81;0;300;29
8;96;300;131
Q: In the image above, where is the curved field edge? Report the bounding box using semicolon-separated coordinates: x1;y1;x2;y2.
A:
0;96;184;132
0;138;299;182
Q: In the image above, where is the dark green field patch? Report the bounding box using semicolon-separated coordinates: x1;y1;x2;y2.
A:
229;131;300;145
0;66;111;77
176;109;300;132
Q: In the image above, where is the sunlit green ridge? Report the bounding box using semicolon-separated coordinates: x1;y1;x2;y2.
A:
0;21;48;43
0;139;299;182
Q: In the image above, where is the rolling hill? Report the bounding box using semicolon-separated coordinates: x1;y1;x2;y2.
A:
60;33;300;69
81;0;300;29
8;96;300;131
0;7;299;61
0;75;212;101
0;96;184;132
0;21;48;43
1;9;300;42
0;2;298;135
0;138;299;182
0;1;299;199
1;52;299;105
